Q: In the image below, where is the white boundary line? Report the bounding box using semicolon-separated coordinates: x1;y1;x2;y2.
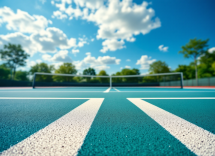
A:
1;97;214;100
1;98;104;156
140;97;215;99
128;98;215;156
0;97;91;99
0;91;105;92
113;87;120;92
111;91;215;92
103;87;111;93
1;91;215;93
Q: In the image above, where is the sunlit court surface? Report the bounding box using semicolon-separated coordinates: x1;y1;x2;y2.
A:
0;86;215;156
0;0;215;155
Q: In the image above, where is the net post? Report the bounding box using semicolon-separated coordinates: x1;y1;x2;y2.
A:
180;72;184;89
110;76;112;88
32;73;36;89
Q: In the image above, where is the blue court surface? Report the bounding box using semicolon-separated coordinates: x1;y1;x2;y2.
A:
0;87;215;156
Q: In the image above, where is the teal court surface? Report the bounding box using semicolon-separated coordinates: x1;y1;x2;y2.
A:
0;87;215;156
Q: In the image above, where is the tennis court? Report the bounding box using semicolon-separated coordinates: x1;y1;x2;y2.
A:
0;86;215;156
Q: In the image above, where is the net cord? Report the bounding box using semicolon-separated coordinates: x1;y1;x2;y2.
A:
32;72;184;89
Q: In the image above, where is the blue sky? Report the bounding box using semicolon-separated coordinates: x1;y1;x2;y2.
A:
0;0;214;75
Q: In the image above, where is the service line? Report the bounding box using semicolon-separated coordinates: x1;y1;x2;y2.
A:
103;87;111;93
1;98;104;156
128;98;215;156
113;87;120;92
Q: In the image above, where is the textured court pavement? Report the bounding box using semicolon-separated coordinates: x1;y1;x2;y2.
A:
0;88;215;155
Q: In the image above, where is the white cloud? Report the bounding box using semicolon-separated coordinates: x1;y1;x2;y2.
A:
101;39;125;53
28;59;42;67
17;59;43;71
94;65;110;71
51;1;55;5
72;49;80;55
126;59;131;62
52;11;67;20
158;45;168;52
52;0;161;52
209;47;215;53
73;0;105;10
136;55;156;70
31;27;77;53
42;54;52;61
42;50;72;62
77;37;88;47
74;52;121;70
125;65;131;69
35;3;42;10
0;7;52;34
140;72;149;75
0;27;78;55
91;38;94;42
52;62;64;69
0;7;89;55
40;0;46;4
0;32;38;55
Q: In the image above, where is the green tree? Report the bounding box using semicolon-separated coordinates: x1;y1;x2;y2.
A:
120;68;140;83
97;70;109;83
29;63;54;82
0;64;11;79
175;64;195;80
83;67;96;82
132;68;140;75
212;62;215;75
112;72;122;83
112;68;140;83
0;43;30;79
53;63;77;82
179;38;209;84
83;67;96;75
14;71;29;81
147;61;170;83
149;61;170;74
198;51;215;78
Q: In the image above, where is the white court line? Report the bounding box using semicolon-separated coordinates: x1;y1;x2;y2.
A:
1;91;215;93
110;91;215;92
1;98;104;156
128;98;215;156
0;97;91;99
103;87;111;93
0;91;105;92
140;97;215;99
113;87;120;92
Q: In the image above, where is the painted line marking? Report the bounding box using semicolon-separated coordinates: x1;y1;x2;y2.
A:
0;91;105;92
128;98;215;156
113;87;120;92
139;97;215;99
103;87;111;93
1;91;215;93
1;98;104;156
111;91;215;92
0;97;91;99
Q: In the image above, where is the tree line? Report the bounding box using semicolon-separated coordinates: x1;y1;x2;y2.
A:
0;38;215;83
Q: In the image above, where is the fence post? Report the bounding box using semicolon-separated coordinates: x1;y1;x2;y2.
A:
32;73;36;89
180;72;184;89
110;76;112;88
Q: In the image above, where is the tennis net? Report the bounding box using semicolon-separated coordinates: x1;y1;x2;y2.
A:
32;72;183;89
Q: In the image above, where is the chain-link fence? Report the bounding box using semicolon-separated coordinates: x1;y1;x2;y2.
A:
183;77;215;86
